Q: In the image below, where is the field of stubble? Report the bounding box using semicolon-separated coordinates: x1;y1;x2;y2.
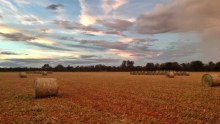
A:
1;72;220;123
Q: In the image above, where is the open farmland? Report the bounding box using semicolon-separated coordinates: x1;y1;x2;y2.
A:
1;72;220;123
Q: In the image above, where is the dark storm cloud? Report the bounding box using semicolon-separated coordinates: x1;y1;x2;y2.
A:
0;32;36;41
46;4;64;10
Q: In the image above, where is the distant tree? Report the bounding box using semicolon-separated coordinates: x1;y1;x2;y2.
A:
41;64;52;71
190;61;204;71
145;63;155;71
66;65;73;72
54;64;65;71
181;63;191;71
120;60;134;71
206;61;215;71
160;62;181;71
215;62;220;71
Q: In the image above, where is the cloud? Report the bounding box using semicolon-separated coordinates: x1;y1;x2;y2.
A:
101;0;128;14
15;0;30;4
0;32;36;41
0;0;18;14
98;19;133;31
54;19;99;32
135;0;220;34
0;25;20;34
80;55;98;59
155;42;199;62
79;0;96;26
0;51;21;55
46;4;64;10
30;42;73;51
16;15;45;25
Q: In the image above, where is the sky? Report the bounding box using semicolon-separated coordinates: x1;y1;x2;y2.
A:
0;0;220;67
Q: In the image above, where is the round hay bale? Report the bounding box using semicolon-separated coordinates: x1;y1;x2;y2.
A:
183;72;190;76
144;71;148;75
33;78;59;98
19;72;27;78
175;72;180;76
133;71;137;75
151;71;155;75
166;71;175;78
202;74;220;87
42;71;47;76
179;71;184;76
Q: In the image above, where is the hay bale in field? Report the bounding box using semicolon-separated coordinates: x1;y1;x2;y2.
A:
158;71;163;75
202;74;220;87
151;71;155;75
133;71;138;75
179;71;185;76
144;71;148;75
19;72;27;78
166;71;175;78
42;71;47;76
33;78;59;98
183;72;190;76
175;71;180;76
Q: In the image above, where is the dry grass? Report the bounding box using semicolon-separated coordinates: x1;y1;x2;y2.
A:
1;72;220;123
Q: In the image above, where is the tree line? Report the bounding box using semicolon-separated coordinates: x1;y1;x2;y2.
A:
0;60;220;72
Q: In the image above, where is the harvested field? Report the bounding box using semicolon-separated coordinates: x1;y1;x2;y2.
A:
1;72;220;123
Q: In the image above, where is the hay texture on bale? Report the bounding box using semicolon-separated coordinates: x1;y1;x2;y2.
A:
33;78;59;98
19;72;27;78
202;74;220;87
166;72;175;78
42;71;47;76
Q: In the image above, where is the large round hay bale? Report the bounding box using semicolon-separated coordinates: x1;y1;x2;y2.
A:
166;72;175;78
42;71;47;76
19;72;27;78
33;78;59;98
202;74;220;87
